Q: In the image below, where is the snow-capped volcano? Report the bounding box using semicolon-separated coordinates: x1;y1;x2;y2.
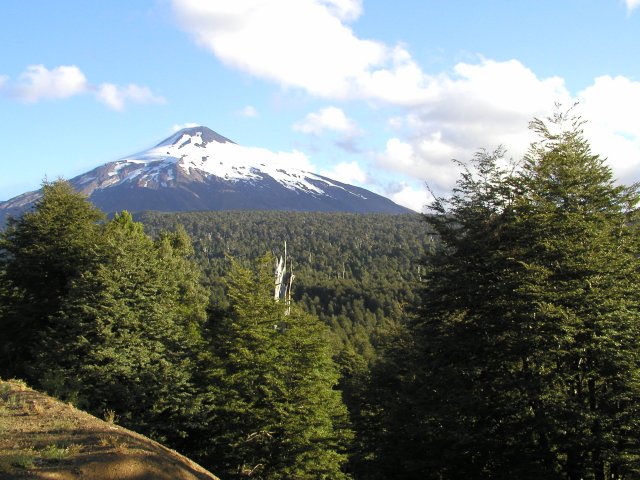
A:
0;126;412;222
76;126;360;197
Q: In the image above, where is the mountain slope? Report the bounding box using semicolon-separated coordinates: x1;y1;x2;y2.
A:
0;126;412;222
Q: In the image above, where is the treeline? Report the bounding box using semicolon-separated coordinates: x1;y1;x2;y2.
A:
137;210;435;363
3;110;640;479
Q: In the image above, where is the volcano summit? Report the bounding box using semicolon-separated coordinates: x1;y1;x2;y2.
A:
0;126;412;222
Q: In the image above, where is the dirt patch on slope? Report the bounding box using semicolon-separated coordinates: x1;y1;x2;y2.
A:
0;379;220;480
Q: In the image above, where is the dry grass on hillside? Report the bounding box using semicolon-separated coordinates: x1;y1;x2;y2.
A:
0;379;220;480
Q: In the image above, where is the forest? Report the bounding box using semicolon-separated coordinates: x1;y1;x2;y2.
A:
137;209;435;363
2;112;640;479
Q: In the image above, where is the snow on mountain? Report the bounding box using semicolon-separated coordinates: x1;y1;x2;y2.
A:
75;126;367;199
0;126;413;222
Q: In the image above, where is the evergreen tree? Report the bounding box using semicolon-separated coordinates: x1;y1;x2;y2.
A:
199;255;352;479
374;111;640;479
42;211;209;442
0;186;209;443
0;180;104;380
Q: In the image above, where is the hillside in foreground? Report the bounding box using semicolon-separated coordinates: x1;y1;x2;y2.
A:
0;379;220;480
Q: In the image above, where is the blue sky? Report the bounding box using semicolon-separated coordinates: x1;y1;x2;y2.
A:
2;0;640;211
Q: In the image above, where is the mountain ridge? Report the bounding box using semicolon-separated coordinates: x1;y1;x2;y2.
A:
0;126;412;223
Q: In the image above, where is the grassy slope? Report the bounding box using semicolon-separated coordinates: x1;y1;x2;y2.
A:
0;379;220;480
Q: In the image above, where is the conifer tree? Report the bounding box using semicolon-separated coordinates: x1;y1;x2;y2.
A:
200;255;352;479
43;211;209;442
0;180;104;380
0;186;209;443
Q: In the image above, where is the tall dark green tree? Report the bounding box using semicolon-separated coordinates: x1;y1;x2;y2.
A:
374;111;640;479
0;180;105;380
0;183;209;444
40;211;209;442
509;114;640;479
370;147;533;479
199;255;353;479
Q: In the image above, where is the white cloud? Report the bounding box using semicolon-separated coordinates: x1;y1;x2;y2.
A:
239;105;259;118
97;83;166;111
172;0;640;194
172;122;200;132
577;75;640;181
96;84;123;110
1;64;164;111
10;65;88;102
353;45;439;106
319;0;363;21
383;183;431;213
374;64;640;194
373;59;572;193
172;0;388;98
320;160;368;184
172;0;560;109
376;137;462;192
625;0;640;12
294;106;359;136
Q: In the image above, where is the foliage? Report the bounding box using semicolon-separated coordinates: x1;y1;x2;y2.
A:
137;211;432;477
138;210;434;363
44;211;208;441
0;187;356;477
373;111;640;479
0;180;105;380
16;129;640;480
0;184;209;444
196;255;353;479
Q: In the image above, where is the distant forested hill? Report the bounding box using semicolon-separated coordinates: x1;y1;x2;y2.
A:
138;210;436;361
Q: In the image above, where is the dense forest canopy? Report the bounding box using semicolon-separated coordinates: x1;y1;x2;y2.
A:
137;210;435;362
2;111;640;480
